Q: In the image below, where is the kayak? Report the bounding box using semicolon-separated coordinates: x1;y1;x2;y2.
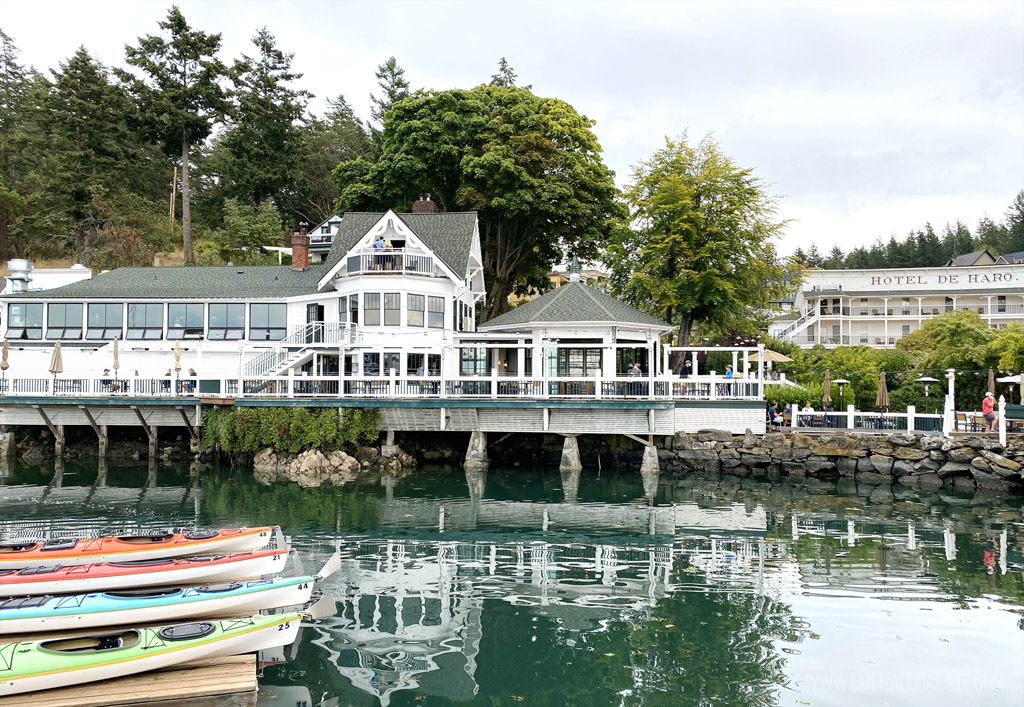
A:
0;576;315;634
0;549;289;597
0;527;273;569
0;612;301;696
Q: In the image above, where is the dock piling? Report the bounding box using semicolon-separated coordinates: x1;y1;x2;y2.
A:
465;431;488;471
559;435;582;474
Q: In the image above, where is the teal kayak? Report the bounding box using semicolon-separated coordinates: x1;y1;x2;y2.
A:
0;576;315;634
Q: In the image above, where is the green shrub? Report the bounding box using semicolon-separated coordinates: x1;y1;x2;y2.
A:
201;406;376;453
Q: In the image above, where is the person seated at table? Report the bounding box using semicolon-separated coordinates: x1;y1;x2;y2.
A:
184;368;197;392
800;401;814;425
824;403;835;426
767;402;781;427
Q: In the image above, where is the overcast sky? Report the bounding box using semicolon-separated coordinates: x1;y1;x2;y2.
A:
4;0;1022;255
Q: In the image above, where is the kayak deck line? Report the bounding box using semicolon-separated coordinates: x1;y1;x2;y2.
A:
0;652;257;707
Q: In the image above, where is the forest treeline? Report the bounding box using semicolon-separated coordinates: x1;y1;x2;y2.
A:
791;197;1024;270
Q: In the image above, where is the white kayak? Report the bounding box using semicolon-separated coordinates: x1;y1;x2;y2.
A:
0;549;290;597
0;613;301;696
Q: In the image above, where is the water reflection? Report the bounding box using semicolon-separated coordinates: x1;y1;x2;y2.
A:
1;462;1022;706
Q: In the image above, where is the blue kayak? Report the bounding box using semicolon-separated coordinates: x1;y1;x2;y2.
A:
0;576;315;634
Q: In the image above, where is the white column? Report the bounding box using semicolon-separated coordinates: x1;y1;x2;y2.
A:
907;405;916;434
882;298;889;345
847;404;856;429
998;395;1007;446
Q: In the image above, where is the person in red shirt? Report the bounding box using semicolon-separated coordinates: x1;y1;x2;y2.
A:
982;391;997;432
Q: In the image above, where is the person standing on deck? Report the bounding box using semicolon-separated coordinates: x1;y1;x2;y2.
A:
982;391;998;432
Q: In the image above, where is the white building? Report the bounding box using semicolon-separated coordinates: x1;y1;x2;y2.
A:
770;262;1024;348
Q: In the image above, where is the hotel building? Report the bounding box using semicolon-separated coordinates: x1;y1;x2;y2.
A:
770;259;1024;348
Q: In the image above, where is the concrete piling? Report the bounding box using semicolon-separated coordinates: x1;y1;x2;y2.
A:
559;435;582;474
464;431;489;471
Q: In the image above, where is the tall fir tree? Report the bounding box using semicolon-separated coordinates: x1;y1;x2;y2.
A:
219;28;309;213
120;6;227;265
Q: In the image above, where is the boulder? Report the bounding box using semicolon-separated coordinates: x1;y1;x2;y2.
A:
892;447;928;461
886;433;918;447
762;433;787;449
891;460;917;477
856;471;894;484
913;457;940;472
672;432;695;450
869;455;895;473
790;434;814;449
970;468;1014;491
742;429;757;448
981;450;1021;472
920;436;946;451
805;458;836;473
782;461;807;476
936;461;971;478
697;429;733;443
898;473;942;489
947;447;977;463
836;457;858;477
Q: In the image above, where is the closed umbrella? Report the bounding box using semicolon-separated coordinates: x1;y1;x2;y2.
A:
875;371;889;411
174;340;182;372
1;339;8;391
112;338;120;375
987;368;996;397
48;342;63;392
822;368;833;408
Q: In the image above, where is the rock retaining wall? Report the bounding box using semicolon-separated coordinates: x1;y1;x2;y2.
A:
660;431;1024;493
253;445;417;487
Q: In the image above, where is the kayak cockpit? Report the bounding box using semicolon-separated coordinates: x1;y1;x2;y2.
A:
0;543;38;554
115;534;175;544
39;630;140;653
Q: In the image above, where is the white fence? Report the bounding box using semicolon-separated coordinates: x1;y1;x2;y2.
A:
787;405;944;435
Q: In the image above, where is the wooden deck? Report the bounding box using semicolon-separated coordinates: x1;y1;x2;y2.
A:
0;654;257;707
0;624;257;706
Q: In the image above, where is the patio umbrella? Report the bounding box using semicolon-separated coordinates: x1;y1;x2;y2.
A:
112;338;120;375
987;367;996;396
48;342;63;386
875;371;890;411
173;340;182;372
822;368;833;408
1;339;8;381
751;349;793;363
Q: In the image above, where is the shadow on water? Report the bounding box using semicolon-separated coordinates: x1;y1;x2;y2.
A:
1;459;1023;706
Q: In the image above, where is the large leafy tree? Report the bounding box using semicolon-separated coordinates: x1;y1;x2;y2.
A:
120;5;226;265
336;85;623;319
219;28;308;211
606;133;796;355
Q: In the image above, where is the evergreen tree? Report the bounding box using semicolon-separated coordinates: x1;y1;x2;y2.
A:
489;57;530;89
0;28;31;259
805;243;822;267
214;197;283;263
219;29;309;212
120;6;227;265
293;95;374;223
824;245;844;268
791;247;808;265
1004;190;1024;253
369;56;410;128
975;215;1008;254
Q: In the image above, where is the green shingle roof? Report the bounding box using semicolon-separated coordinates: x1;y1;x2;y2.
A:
480;281;671;330
8;265;321;300
321;211;477;280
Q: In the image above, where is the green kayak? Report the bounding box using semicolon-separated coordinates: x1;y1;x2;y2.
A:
0;612;300;696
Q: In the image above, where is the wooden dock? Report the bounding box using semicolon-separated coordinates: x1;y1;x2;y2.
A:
0;622;258;707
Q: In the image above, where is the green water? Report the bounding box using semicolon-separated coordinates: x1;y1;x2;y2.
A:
1;460;1023;707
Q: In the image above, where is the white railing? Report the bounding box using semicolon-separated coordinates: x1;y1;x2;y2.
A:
243;322;358;377
789;405;944;434
344;249;435;276
776;310;814;337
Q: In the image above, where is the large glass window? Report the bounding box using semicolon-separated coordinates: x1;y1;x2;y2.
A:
8;303;43;340
208;303;245;340
460;347;489;376
349;296;359;325
249;303;286;341
407;353;425;375
126;304;163;340
167;303;204;339
46;303;83;340
428;353;441;376
408;294;424;327
997;295;1006;313
364;293;381;326
384;293;401;326
86;303;123;340
557;348;601;376
428;296;444;329
383;352;400;374
363;352;380;375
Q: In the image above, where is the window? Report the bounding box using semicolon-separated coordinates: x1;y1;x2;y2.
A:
407;353;425;375
384;293;401;326
338;296;348;323
8;303;43;340
901;298;911;315
901;324;911;337
557;348;601;376
86;303;123;340
167;304;204;339
349;296;359;325
460;347;488;376
46;303;83;339
249;304;286;341
363;352;380;375
208;303;245;340
997;296;1006;313
125;304;163;340
859;298;868;316
364;293;381;326
383;352;400;374
859;325;868;344
428;296;444;329
524;349;533;376
428;354;441;376
320;224;331;234
408;294;424;327
944;297;954;312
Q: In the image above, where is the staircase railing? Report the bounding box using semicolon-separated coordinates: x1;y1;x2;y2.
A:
243;322;358;377
776;310;814;339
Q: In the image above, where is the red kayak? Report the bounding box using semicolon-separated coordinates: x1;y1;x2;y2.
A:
0;549;290;597
0;527;273;569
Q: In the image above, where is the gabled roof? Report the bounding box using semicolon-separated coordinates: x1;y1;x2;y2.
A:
7;265;321;300
946;249;1004;267
479;281;671;330
320;211;477;280
1001;250;1024;264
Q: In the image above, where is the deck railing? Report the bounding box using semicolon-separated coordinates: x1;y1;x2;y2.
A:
789;407;944;435
344;249;435;277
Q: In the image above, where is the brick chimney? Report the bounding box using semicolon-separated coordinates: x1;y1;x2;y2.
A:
291;224;309;271
411;193;437;214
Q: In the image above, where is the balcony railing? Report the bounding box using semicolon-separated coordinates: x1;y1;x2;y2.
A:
815;303;1023;318
344;249;435;277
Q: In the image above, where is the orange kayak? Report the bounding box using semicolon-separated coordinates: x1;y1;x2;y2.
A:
0;527;273;569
